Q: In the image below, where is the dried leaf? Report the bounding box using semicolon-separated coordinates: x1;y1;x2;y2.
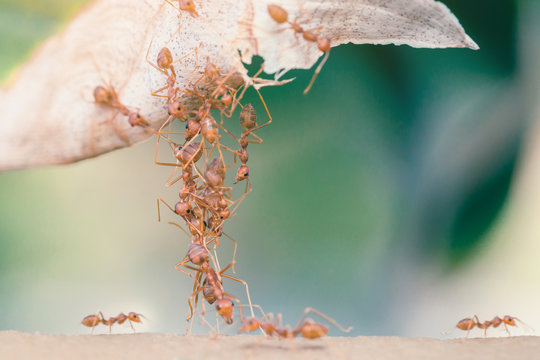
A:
0;0;477;171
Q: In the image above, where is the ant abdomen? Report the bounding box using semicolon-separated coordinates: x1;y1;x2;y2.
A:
298;321;328;339
267;4;288;24
93;86;113;105
239;104;257;130
456;318;476;331
157;47;174;70
187;242;209;265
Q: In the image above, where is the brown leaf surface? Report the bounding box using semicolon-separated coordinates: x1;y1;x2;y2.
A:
0;0;477;171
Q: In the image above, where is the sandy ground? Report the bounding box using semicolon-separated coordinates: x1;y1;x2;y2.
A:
1;332;540;360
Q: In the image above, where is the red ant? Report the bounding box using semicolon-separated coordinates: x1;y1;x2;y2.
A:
81;312;145;334
239;307;352;339
164;0;198;17
93;85;150;128
454;315;532;337
267;4;332;94
180;253;254;334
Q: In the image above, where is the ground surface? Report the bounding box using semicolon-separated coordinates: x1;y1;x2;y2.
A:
1;332;539;360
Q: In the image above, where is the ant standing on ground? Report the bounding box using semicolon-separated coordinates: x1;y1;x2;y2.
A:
454;315;532;337
239;307;352;340
81;312;145;334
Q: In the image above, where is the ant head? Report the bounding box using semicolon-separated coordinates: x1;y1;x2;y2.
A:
234;165;249;183
218;197;228;209
267;4;288;24
299;321;329;339
317;37;331;53
127;312;143;323
503;316;517;326
174;201;192;216
238;318;261;333
215;298;234;324
221;92;233;107
218;208;231;220
179;0;198;17
128;112;147;127
168;101;186;119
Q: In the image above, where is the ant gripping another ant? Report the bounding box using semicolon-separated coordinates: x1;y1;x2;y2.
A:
267;4;332;94
239;307;352;340
81;312;145;334
452;315;533;338
170;230;254;334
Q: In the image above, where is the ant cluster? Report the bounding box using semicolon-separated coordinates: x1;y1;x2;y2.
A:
89;1;345;338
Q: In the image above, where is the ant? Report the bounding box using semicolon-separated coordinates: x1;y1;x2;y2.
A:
93;85;150;128
239;307;352;339
145;39;202;132
173;236;254;334
454;315;532;337
267;4;332;94
165;0;199;17
81;312;145;334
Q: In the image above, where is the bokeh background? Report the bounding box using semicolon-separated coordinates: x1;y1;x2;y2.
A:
1;0;540;337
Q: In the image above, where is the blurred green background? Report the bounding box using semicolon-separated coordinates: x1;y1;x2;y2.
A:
1;0;540;337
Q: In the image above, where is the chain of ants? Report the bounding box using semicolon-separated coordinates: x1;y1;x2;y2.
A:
87;1;349;338
89;1;535;339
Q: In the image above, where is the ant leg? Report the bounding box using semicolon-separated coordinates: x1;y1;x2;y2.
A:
189;274;205;334
237;303;267;321
157;198;177;222
174;255;200;279
214;121;239;142
168;221;191;238
243;86;273;137
128;319;136;333
230;179;252;215
145;38;170;77
296;0;312;21
170;42;201;68
153;132;184;168
163;0;180;12
151;85;169;98
293;308;352;334
221;232;237;274
212;242;222;273
198;301;218;334
503;323;511;336
303;50;330;94
103;110;132;146
219;269;255;318
186;271;204;334
244;132;263;144
164;163;183;188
